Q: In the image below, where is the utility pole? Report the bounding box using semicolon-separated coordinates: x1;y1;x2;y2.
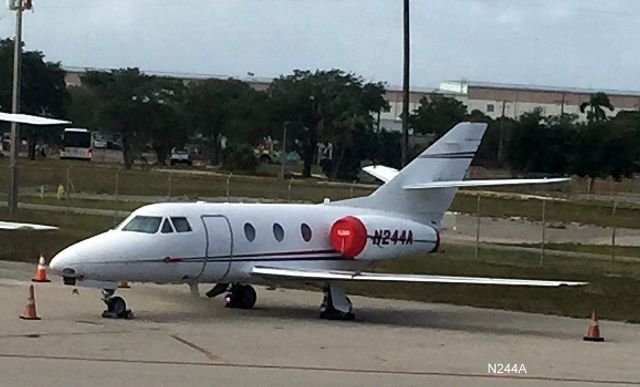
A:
497;101;506;164
8;0;25;215
280;122;288;180
401;0;410;166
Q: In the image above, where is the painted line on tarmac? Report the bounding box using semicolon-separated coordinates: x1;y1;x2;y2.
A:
0;353;637;385
0;330;131;339
170;334;225;364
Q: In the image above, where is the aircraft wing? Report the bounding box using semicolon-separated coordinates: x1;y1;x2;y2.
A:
404;178;570;189
0;221;58;231
362;165;399;183
251;267;586;287
0;112;70;126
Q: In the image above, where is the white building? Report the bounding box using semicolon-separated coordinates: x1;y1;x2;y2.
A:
64;67;640;129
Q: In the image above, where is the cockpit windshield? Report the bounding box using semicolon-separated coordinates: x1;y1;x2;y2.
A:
121;216;162;234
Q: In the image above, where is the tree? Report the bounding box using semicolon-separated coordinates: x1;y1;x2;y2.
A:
268;69;388;179
183;78;266;164
579;92;614;123
408;94;467;138
0;38;70;159
506;108;575;175
82;68;165;168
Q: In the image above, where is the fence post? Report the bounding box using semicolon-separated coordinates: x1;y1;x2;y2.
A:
288;177;294;201
226;173;232;201
610;200;617;273
350;180;356;198
113;170;119;227
474;193;481;260
64;166;71;223
167;173;172;200
540;199;546;266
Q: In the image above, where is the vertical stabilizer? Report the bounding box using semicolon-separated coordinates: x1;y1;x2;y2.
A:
335;122;487;227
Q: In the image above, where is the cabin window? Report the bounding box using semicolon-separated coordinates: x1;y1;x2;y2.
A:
244;223;256;242
171;217;192;233
273;223;285;242
161;219;174;234
301;223;312;242
122;216;162;234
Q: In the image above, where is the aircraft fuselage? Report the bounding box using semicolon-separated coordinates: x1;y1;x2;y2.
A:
50;202;439;285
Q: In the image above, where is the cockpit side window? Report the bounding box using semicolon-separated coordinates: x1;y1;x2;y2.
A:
122;216;162;234
171;217;192;233
161;219;174;234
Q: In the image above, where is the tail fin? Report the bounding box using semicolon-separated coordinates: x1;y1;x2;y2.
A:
336;122;487;227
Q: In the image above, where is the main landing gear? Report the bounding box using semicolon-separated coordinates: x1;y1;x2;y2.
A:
101;289;134;319
225;284;257;309
206;283;257;309
320;281;355;321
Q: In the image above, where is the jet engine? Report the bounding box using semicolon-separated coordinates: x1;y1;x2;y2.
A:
329;215;439;260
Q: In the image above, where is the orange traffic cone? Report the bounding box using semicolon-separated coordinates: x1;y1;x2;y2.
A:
118;281;130;289
583;309;604;342
19;285;41;320
32;255;51;283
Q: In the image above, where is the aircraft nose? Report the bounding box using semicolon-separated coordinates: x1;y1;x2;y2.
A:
49;249;80;277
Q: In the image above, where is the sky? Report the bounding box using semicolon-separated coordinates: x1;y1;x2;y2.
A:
0;0;639;91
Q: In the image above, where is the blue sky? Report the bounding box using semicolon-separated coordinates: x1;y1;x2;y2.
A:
0;0;638;90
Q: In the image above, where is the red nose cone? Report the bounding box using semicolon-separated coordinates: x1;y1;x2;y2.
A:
330;216;367;258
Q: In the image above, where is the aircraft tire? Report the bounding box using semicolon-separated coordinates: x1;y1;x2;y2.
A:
107;296;126;316
236;285;257;309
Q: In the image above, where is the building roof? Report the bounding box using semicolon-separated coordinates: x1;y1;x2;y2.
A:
443;80;640;97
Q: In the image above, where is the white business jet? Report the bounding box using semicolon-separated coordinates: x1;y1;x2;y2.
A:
49;122;584;320
0;112;70;231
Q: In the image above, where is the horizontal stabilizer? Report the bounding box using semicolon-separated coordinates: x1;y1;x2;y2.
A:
0;221;58;231
251;267;586;287
362;165;399;183
0;112;70;126
404;178;570;190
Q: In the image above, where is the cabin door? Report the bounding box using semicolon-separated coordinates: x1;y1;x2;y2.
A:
201;215;233;281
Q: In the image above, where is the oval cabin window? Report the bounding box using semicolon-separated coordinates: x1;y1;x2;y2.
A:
301;223;312;242
273;223;285;242
244;223;256;242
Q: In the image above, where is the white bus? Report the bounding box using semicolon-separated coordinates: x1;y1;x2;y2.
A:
60;128;92;161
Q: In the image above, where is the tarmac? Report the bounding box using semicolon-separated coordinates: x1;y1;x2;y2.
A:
1;260;639;387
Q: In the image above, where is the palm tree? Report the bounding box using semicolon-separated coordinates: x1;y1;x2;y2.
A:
579;92;614;122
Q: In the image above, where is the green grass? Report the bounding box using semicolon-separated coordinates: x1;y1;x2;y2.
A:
3;157;639;229
21;196;146;212
0;159;372;204
254;162;324;178
450;191;640;229
507;242;640;258
0;207;122;263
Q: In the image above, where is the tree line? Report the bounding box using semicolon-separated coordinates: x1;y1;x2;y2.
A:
408;91;640;187
2;38;639;183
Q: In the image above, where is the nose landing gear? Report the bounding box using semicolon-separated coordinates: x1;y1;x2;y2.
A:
101;289;134;319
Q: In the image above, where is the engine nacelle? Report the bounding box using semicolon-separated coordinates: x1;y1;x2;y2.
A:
329;215;439;260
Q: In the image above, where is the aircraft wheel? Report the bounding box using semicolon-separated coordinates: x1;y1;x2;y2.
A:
106;296;126;316
237;285;257;309
226;285;257;309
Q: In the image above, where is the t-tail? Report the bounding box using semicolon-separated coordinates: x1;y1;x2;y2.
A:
334;121;568;228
